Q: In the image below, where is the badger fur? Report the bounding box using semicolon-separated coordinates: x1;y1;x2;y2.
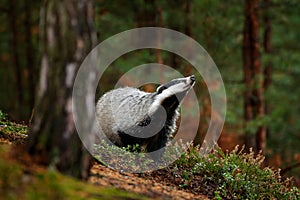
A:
96;75;195;152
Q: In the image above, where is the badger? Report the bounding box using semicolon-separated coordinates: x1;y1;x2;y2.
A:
95;75;195;153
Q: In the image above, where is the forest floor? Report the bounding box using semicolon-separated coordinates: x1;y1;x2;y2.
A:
0;123;208;200
89;162;208;199
1;119;299;200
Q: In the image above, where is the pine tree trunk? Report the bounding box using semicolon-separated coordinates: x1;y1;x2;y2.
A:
263;0;272;141
8;0;23;118
26;0;97;180
243;0;266;153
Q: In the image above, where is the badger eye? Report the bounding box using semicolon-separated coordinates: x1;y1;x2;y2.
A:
156;86;167;94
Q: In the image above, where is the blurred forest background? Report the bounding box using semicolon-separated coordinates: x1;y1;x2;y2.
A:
0;0;299;184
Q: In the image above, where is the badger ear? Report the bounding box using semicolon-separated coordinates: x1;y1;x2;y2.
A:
156;85;167;94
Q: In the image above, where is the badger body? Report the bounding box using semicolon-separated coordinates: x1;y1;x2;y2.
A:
96;75;195;152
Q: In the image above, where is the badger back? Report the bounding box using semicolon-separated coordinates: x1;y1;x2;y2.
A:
96;87;158;138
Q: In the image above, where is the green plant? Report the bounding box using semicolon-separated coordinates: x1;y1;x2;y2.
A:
0;110;28;143
173;145;300;200
0;110;7;121
93;140;157;172
0;147;148;200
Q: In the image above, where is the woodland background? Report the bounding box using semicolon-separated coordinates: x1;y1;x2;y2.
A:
0;0;299;185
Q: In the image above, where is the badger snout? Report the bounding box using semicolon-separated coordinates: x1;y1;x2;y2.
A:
189;75;195;85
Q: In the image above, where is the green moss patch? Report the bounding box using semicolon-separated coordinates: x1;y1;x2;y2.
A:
0;147;148;200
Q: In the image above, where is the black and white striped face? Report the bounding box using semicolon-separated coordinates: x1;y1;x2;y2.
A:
149;75;195;114
156;75;195;96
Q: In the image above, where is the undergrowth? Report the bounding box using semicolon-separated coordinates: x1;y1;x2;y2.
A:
93;140;186;173
94;139;300;199
173;146;300;200
0;110;28;143
1;110;299;199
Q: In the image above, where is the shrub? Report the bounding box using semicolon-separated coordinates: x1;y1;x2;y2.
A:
174;146;300;200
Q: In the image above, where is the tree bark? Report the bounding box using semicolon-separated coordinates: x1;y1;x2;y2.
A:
243;0;266;153
263;0;272;119
24;0;36;112
184;0;193;76
8;0;23;116
184;0;192;37
26;0;97;180
260;0;272;153
156;6;163;65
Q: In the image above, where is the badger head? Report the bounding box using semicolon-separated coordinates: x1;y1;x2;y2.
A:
149;75;195;115
117;75;195;141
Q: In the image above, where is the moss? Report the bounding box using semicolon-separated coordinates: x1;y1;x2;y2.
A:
0;147;148;200
0;110;28;144
23;170;147;200
0;148;23;199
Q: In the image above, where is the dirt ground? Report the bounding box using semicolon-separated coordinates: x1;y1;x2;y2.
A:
89;162;208;200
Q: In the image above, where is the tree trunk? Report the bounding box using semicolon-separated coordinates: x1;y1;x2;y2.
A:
259;0;272;154
184;0;192;37
24;0;36;112
156;6;163;65
184;0;193;76
8;0;23;118
26;0;97;180
243;0;266;153
243;0;254;149
263;0;272;140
